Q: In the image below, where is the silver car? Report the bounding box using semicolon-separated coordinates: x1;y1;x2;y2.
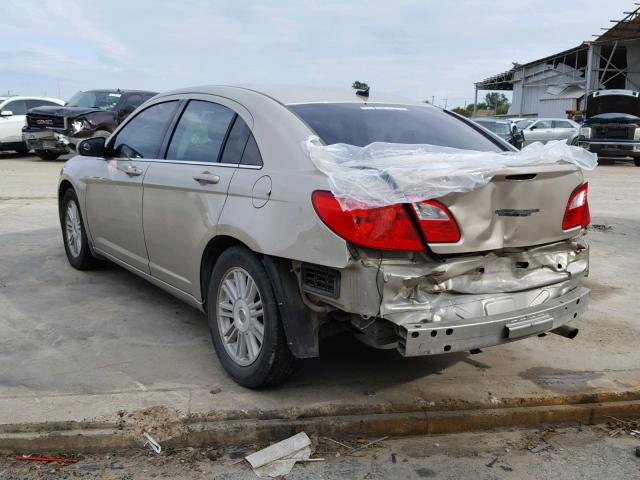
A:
516;118;580;146
58;86;590;387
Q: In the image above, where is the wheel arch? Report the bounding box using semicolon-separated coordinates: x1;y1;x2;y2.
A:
200;235;253;309
200;234;321;359
58;180;75;220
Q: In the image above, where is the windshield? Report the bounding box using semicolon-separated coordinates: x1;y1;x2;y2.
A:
516;119;534;129
66;91;122;110
289;103;502;151
475;120;511;136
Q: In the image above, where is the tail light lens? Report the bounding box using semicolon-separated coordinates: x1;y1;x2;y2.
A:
412;200;461;243
311;191;423;251
562;183;590;230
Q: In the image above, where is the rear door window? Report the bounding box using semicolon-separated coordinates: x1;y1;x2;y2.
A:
240;135;263;166
553;120;574;129
111;101;179;159
289;103;502;151
219;115;251;164
166;100;235;163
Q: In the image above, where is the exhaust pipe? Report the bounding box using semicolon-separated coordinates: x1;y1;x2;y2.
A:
551;325;579;339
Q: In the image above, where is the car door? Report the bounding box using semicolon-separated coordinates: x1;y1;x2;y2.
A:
525;119;553;145
142;97;251;295
552;120;577;142
84;101;180;273
0;99;27;143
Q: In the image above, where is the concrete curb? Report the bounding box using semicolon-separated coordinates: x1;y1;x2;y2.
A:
2;398;639;453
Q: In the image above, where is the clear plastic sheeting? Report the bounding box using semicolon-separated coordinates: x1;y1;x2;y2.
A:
304;137;598;210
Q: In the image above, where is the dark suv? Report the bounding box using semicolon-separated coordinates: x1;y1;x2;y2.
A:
22;89;157;160
577;89;640;166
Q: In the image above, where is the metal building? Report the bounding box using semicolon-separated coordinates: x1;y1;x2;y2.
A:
474;6;640;118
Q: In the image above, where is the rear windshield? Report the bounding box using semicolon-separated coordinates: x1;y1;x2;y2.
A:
289;103;503;151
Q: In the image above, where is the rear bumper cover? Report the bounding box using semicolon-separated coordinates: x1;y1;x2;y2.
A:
397;286;588;356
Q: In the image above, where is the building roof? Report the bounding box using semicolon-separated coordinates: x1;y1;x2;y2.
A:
476;5;640;91
595;6;640;43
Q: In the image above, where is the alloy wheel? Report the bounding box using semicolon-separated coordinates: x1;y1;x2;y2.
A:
65;200;82;258
216;267;265;366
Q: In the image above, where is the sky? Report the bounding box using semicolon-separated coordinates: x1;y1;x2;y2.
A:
0;0;635;108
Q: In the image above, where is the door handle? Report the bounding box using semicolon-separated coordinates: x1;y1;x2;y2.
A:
193;172;221;185
124;164;143;176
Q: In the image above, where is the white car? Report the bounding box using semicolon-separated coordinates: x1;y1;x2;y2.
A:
515;118;580;146
0;96;65;154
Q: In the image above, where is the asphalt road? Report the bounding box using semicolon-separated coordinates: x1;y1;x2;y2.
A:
0;152;639;447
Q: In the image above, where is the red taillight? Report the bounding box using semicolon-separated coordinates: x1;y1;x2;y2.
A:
312;191;424;251
412;200;461;243
562;183;590;230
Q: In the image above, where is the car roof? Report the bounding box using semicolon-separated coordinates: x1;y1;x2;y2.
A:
78;89;157;94
161;84;425;107
0;96;64;103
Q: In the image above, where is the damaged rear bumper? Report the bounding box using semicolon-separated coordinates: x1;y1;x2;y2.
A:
397;285;588;356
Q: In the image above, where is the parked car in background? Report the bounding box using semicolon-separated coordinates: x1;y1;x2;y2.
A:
472;118;525;149
58;85;590;387
576;89;640;166
0;96;65;154
23;89;157;160
516;118;579;146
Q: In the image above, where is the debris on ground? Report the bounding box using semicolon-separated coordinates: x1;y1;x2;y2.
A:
605;416;640;437
245;432;317;478
345;436;389;455
528;442;551;453
143;432;162;454
15;455;78;464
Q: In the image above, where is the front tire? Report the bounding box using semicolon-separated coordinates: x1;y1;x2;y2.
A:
207;247;296;388
60;189;105;270
35;150;61;161
634;158;640;167
15;145;30;155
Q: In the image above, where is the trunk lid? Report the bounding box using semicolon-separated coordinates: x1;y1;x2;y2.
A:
427;165;585;255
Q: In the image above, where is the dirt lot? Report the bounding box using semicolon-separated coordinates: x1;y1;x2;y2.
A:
1;424;639;479
0;153;640;470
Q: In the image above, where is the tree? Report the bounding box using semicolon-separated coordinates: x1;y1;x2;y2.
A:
352;81;370;91
484;92;509;110
451;107;470;117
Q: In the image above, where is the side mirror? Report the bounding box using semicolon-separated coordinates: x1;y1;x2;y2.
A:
77;137;106;157
529;125;537;130
0;110;13;117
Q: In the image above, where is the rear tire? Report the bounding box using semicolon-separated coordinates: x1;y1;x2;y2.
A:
207;246;297;388
634;158;640;167
60;189;105;270
36;150;61;161
15;145;29;155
